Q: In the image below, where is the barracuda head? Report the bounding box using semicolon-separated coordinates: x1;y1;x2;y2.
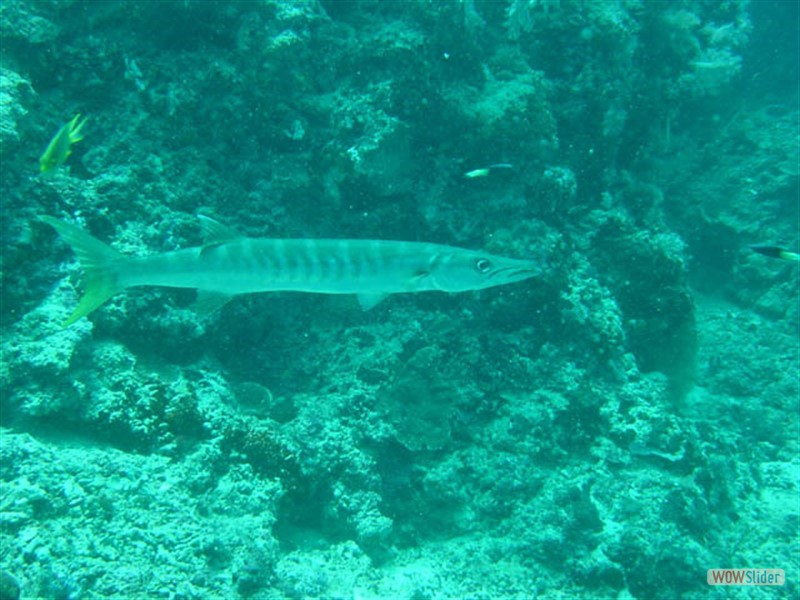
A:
428;249;543;292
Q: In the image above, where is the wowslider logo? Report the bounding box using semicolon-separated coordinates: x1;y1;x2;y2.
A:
707;569;785;586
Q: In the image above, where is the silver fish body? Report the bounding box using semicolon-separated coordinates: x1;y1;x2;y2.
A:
121;238;539;294
40;216;543;325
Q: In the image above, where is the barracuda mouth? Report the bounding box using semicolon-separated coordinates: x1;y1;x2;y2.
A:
488;264;540;282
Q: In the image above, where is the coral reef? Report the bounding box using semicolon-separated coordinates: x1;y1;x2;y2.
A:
0;0;797;598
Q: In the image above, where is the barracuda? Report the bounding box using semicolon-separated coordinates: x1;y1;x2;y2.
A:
40;216;543;326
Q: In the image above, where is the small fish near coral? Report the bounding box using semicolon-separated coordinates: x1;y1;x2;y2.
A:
39;114;88;174
463;163;514;179
40;215;544;326
750;244;800;262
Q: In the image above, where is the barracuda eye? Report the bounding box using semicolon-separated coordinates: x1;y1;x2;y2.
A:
475;258;492;273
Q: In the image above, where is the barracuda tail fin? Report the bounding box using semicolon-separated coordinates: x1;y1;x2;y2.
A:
40;216;127;326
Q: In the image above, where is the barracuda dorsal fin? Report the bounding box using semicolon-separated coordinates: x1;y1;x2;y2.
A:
198;215;241;246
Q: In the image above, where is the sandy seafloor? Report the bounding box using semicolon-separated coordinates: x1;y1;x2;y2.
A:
0;1;798;599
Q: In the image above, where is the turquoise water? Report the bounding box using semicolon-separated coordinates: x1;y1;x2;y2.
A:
1;1;798;598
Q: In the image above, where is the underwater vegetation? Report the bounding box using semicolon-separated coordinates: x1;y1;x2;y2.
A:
0;0;797;598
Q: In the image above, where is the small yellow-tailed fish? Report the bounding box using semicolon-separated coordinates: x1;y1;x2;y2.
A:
750;245;800;262
39;114;88;174
464;163;514;179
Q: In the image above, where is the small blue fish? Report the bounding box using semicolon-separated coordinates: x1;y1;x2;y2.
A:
750;245;800;262
464;163;514;179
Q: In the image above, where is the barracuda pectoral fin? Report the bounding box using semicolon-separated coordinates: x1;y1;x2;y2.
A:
357;293;389;311
357;270;431;310
406;270;431;291
193;290;234;315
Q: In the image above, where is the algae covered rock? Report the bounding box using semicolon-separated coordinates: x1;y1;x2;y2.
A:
0;569;20;600
377;345;457;452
